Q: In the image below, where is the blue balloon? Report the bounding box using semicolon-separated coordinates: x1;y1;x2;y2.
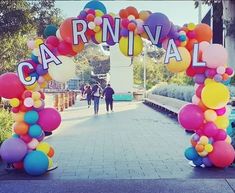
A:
179;35;187;42
184;147;199;161
24;151;49;176
29;124;42;138
30;72;39;80
24;111;39;125
12;134;19;138
31;54;39;64
44;25;57;38
193;157;203;167
84;0;107;14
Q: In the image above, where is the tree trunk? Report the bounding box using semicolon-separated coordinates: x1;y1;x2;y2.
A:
222;0;235;69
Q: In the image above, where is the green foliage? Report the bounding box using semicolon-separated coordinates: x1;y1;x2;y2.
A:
0;109;13;143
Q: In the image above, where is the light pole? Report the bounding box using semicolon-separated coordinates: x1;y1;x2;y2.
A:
198;0;202;23
143;45;147;97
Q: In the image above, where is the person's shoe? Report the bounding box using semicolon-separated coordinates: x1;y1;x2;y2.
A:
88;105;90;108
106;111;109;114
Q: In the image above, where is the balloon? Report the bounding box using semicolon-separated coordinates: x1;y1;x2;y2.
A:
119;35;143;56
29;124;42;138
12;112;25;122
23;151;49;176
9;98;20;107
144;12;171;40
204;109;217;122
217;66;226;75
0;138;27;163
59;17;77;44
48;56;76;83
204;144;213;153
0;73;25;99
193;157;203;166
184;147;199;160
226;67;234;76
201;82;230;109
24;97;34;108
119;9;128;18
199;136;209;145
38;108;61;132
193;74;206;84
195;144;204;152
57;41;74;56
37;131;45;142
178;104;204;131
84;0;107;14
214;116;229;129
13;122;29;135
27;138;39;150
24;110;39;125
186;39;198;51
126;6;139;19
215;107;226;116
192;95;200;105
202;157;213;167
166;47;191;73
44;25;57;38
208;141;235;168
36;142;51;154
139;11;150;21
48;147;55;158
203;122;218;137
46;36;59;47
202;44;228;68
27;40;35;50
194;23;212;42
214;129;227;141
20;134;32;143
48;157;53;169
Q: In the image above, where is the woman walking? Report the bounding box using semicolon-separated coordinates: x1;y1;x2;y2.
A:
91;83;102;115
84;85;92;108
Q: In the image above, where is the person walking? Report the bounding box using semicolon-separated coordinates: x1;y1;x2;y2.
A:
84;85;92;108
103;84;115;113
91;82;102;115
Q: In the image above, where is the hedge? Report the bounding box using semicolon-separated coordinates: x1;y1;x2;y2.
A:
0;109;13;144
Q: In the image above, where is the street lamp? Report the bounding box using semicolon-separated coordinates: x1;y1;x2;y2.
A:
197;0;202;23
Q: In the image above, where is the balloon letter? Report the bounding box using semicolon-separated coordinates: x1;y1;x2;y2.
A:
128;31;134;56
192;43;206;67
39;44;62;70
17;62;37;86
143;25;162;45
102;18;120;43
72;19;88;44
164;39;181;64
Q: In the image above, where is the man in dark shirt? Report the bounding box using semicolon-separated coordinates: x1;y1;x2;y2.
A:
103;84;115;113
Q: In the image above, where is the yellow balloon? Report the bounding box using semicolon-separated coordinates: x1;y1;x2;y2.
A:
199;136;209;145
12;112;25;122
188;23;196;31
204;78;215;85
180;40;187;47
166;47;191;73
95;10;104;17
40;82;48;89
204;109;217;122
139;11;150;21
36;142;51;154
95;30;103;43
9;98;20;107
119;35;143;56
94;25;101;33
48;157;53;169
34;100;42;108
204;144;213;153
201;82;230;109
32;92;41;100
198;151;208;157
34;38;44;47
214;115;229;129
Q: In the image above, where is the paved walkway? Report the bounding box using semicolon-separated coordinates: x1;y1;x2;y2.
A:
1;99;235;181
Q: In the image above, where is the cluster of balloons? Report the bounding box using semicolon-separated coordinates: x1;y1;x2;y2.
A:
0;72;61;176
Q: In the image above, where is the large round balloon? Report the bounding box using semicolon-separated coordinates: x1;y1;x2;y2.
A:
0;138;27;163
144;12;171;40
178;104;204;131
0;73;25;99
38;108;61;132
44;25;57;38
208;141;235;168
48;56;76;83
194;23;212;43
23;151;49;176
202;44;228;68
201;82;230;109
84;0;107;14
119;35;143;56
166;47;191;73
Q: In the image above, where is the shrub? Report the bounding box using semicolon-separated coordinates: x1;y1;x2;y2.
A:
0;109;13;144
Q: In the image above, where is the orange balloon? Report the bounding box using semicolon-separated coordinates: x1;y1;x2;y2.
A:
126;6;139;18
186;39;198;51
86;14;95;22
222;73;229;81
43;73;52;81
48;147;55;158
195;144;204;152
119;9;128;18
191;139;197;147
195;23;212;42
139;11;150;21
128;23;136;31
72;43;84;53
13;122;29;135
198;100;208;112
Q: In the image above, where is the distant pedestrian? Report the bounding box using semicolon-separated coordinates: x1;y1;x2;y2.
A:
103;84;115;113
91;83;102;115
84;85;92;108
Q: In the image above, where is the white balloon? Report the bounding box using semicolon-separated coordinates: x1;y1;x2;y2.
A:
48;56;76;83
56;29;63;40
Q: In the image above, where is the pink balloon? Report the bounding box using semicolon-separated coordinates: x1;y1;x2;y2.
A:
203;122;218;137
46;36;59;47
214;129;227;141
178;104;204;131
199;41;210;52
208;141;235;168
202;44;228;68
38;108;61;132
0;73;25;99
215;107;226;116
27;40;35;50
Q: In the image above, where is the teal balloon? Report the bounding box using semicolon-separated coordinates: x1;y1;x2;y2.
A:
84;0;107;14
184;147;199;161
44;25;57;38
223;78;231;86
24;111;39;125
12;134;19;138
29;124;42;138
24;151;49;176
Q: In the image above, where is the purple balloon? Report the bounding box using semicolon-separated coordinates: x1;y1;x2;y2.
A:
168;23;177;38
37;131;45;142
36;64;48;76
0;138;27;163
202;157;213;167
79;10;87;19
213;74;223;82
193;74;206;84
205;68;217;78
144;12;171;40
120;29;129;37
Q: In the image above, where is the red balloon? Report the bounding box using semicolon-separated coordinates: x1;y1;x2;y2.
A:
0;73;25;99
208;141;235;168
119;9;128;18
57;41;73;56
38;108;61;132
126;6;139;19
46;36;59;47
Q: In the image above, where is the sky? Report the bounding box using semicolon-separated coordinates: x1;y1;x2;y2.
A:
55;0;211;26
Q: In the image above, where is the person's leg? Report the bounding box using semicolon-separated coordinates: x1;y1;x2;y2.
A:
105;99;109;112
97;97;100;114
110;99;113;111
94;97;98;114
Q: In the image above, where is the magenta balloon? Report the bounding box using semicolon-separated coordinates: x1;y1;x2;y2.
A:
0;138;27;163
0;73;25;99
215;107;226;116
214;129;227;141
46;36;59;47
178;104;204;131
203;122;218;137
38;108;61;132
144;12;171;40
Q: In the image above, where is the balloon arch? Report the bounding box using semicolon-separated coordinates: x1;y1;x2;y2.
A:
0;0;234;176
